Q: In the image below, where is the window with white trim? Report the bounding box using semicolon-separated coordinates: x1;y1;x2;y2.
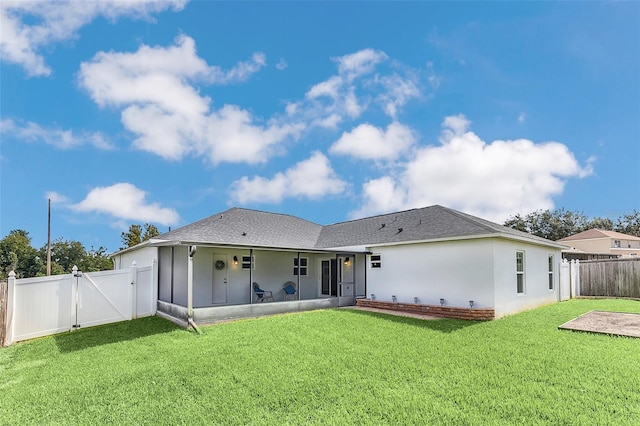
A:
370;254;382;269
294;257;308;276
548;255;554;290
516;251;525;294
241;255;254;270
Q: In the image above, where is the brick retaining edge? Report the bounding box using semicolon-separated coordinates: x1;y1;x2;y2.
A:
356;299;495;321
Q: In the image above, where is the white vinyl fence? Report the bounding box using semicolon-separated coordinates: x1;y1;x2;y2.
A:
4;261;157;346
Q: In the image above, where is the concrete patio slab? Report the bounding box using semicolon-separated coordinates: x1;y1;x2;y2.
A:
558;310;640;338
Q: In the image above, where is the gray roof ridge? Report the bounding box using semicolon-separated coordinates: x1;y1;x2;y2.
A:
324;205;439;227
432;205;501;234
229;207;322;226
156;207;236;239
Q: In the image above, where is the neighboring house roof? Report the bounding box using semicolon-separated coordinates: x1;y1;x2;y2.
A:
558;229;640;242
127;205;564;256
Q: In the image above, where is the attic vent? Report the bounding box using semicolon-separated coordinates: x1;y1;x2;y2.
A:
242;232;247;236
379;223;386;230
396;227;403;234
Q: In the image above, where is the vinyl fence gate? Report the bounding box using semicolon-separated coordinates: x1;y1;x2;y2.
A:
3;261;157;346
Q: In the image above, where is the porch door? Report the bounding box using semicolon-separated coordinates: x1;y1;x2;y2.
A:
321;259;338;297
212;254;228;304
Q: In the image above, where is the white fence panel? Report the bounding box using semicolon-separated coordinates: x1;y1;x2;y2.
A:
77;269;132;329
5;261;158;346
135;265;155;318
11;274;73;342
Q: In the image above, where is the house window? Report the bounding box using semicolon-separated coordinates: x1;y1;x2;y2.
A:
548;255;554;290
614;240;621;248
294;257;308;276
370;254;381;269
241;256;254;270
516;251;525;294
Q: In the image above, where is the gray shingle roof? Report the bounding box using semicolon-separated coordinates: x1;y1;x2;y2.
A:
155;208;323;250
150;205;562;251
316;205;558;248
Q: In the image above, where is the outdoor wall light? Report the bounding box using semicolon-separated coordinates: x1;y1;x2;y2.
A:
233;256;238;265
392;295;397;302
414;297;419;304
344;256;350;265
469;300;474;308
371;293;376;300
440;298;445;306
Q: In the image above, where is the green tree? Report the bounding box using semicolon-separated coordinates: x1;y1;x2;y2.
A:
80;246;113;272
504;209;588;241
121;223;160;249
47;239;87;273
504;209;640;240
0;229;40;279
615;210;640;237
586;217;614;231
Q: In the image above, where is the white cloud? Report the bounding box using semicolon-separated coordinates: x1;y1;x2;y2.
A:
330;122;415;161
375;73;421;118
71;183;179;226
276;58;288;70
518;112;526;124
0;0;186;77
231;152;347;204
352;114;594;223
333;48;388;82
297;48;426;127
44;191;69;204
0;118;113;150
78;35;300;164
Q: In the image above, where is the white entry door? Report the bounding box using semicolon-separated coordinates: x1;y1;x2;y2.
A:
212;254;228;304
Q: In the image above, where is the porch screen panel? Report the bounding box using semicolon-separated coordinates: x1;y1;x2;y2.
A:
158;247;173;302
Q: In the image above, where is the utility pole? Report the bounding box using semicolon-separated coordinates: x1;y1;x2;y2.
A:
47;198;51;276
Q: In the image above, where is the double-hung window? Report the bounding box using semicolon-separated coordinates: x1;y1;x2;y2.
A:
294;257;308;276
516;251;525;294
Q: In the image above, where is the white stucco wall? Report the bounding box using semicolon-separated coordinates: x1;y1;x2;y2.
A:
493;240;562;318
365;237;564;317
365;239;496;309
112;246;158;270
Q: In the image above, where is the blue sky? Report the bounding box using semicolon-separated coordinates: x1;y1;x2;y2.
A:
1;1;639;253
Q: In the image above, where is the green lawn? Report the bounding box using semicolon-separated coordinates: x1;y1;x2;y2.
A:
1;299;640;425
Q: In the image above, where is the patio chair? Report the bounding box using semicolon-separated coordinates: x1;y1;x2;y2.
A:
282;281;297;301
253;282;273;303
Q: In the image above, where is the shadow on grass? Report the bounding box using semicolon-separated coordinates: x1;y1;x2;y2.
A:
54;316;183;353
343;308;484;333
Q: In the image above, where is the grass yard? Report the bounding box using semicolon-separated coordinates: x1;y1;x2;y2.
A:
1;299;640;425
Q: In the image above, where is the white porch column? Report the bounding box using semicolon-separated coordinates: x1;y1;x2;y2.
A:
188;246;196;320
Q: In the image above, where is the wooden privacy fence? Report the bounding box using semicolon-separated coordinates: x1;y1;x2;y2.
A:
579;258;640;298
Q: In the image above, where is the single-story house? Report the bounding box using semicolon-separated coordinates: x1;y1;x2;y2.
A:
112;205;569;323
